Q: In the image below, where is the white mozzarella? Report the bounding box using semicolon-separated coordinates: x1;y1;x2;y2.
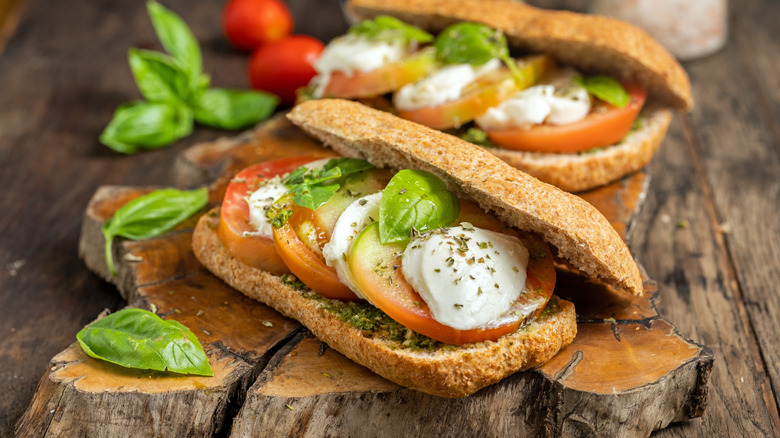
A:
322;192;382;298
394;58;502;110
246;178;289;239
245;158;334;238
310;35;407;98
475;68;591;130
401;226;530;330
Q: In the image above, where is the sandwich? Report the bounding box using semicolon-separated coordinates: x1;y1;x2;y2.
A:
192;99;643;397
299;0;692;192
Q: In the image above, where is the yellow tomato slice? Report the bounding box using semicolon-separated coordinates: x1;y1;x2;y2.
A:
321;50;437;99
395;55;555;130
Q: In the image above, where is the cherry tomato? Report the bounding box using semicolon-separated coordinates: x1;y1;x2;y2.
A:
272;207;360;301
321;51;437;99
249;35;325;106
217;156;322;275
482;85;647;154
223;0;293;51
395;55;554;130
349;222;555;345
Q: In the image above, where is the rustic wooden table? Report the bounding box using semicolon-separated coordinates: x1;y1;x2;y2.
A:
0;0;778;436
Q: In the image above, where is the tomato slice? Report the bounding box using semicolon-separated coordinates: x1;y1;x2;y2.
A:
483;85;647;153
272;206;360;301
321;49;437;99
218;156;323;275
348;222;555;345
395;55;555;130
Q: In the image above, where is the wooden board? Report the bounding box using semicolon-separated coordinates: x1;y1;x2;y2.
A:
16;117;713;437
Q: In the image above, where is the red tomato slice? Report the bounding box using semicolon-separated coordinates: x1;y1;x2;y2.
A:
348;222;556;345
217;156;322;275
272;208;360;301
483;85;647;153
321;50;437;99
395;55;555;130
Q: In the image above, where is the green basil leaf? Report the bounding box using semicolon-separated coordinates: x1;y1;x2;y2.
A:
292;183;341;210
147;0;202;88
193;88;279;130
100;101;194;154
128;48;190;103
574;76;630;108
77;308;213;376
379;169;459;244
434;22;508;66
348;15;433;45
282;158;373;209
102;187;207;275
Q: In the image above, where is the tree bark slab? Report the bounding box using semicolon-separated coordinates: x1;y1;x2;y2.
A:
17;116;713;437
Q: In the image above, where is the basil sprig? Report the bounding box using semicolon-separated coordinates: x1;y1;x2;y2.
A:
77;308;213;376
348;15;434;45
282;158;373;210
379;170;459;244
100;1;278;154
574;76;630;108
434;22;524;85
102;187;208;275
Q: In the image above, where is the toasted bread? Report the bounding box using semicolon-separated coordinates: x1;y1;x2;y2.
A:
339;0;691;191
192;99;643;397
287;99;643;296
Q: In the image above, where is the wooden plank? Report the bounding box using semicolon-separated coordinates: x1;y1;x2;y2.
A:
628;116;779;436
700;0;780;420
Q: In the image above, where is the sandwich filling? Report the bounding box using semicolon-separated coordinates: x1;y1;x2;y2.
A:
219;156;555;345
302;16;646;155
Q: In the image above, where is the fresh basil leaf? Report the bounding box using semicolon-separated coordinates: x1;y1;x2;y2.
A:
128;48;190;103
100;101;194;154
348;15;433;45
574;76;630;108
379;169;459;244
323;157;374;176
102;187;207;275
147;0;202;88
282;158;373;209
435;22;507;66
292;183;341;210
193;88;278;130
77;308;213;376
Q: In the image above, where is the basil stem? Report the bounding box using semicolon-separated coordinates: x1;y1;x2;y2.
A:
379;169;459;244
77;308;213;376
102;187;208;275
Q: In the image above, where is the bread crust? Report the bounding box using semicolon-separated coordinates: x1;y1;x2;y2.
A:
492;109;672;192
346;0;692;111
287;99;643;296
193;210;577;397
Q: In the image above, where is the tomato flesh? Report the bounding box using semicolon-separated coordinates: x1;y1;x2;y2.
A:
218;156;322;275
348;221;555;345
273;207;360;301
321;50;437;99
396;55;555;130
483;85;647;153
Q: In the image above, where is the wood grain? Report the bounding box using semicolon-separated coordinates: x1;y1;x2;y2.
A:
2;0;778;436
14;115;711;437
